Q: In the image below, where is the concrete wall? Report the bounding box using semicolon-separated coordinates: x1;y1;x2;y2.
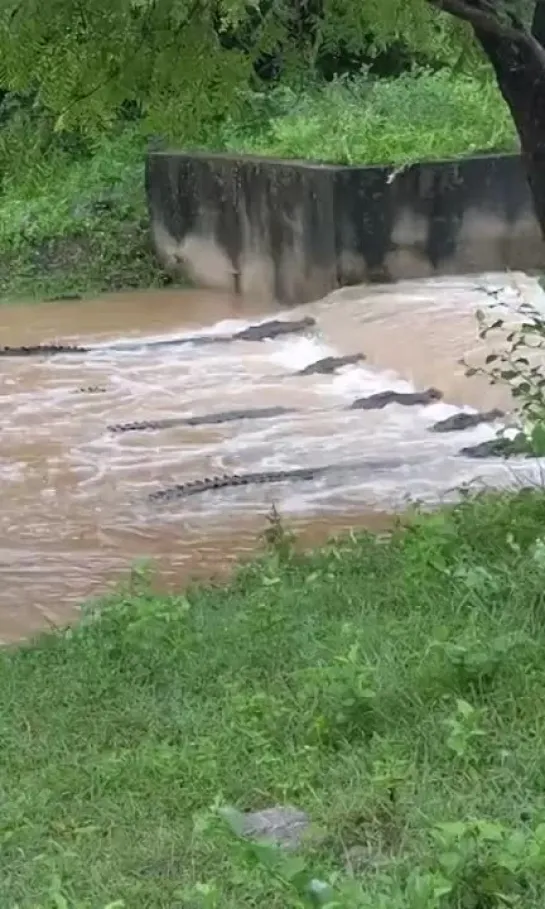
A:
145;150;544;306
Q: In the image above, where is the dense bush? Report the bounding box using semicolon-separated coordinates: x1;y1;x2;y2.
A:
219;68;516;164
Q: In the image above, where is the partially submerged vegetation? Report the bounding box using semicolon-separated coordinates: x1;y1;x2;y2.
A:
3;492;545;908
0;69;517;302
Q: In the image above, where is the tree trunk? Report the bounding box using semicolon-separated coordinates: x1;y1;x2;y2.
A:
471;23;545;239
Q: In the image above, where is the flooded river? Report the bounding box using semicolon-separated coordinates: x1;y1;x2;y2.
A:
1;272;544;641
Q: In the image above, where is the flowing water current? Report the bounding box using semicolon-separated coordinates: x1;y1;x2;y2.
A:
2;272;545;641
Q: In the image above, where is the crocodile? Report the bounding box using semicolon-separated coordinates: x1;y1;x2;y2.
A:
0;317;317;358
109;406;295;434
109;387;444;434
45;293;83;302
0;343;88;357
459;436;534;459
75;385;108;394
149;458;406;502
101;318;317;353
234;317;315;341
296;353;365;376
430;408;505;433
350;388;443;410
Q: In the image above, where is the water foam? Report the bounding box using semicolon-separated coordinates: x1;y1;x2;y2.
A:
4;274;544;527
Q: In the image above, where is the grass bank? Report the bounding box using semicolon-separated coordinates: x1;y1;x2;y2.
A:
0;70;518;303
0;131;170;303
3;491;545;907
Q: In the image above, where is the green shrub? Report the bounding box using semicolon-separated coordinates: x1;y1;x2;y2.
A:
219;69;517;165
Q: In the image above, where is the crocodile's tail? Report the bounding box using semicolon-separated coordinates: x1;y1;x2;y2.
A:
0;344;89;357
149;473;249;501
148;467;320;501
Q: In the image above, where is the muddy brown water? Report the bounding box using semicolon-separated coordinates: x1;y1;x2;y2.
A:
2;275;545;642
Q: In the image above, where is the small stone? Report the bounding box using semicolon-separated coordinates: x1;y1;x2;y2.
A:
240;805;310;849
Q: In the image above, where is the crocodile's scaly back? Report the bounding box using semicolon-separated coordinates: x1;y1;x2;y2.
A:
0;317;318;358
0;344;89;357
149;473;249;501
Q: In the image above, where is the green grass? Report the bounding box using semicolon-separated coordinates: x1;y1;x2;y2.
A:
221;69;518;166
3;491;545;907
0;69;518;303
0;130;171;302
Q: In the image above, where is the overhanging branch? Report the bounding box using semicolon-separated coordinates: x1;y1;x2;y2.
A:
429;0;545;67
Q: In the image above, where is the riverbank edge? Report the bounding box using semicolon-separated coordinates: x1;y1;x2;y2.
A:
0;70;520;305
2;489;545;905
0;203;177;304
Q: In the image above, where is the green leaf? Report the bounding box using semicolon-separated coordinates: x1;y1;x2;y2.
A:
531;422;545;456
218;805;247;837
499;370;518;381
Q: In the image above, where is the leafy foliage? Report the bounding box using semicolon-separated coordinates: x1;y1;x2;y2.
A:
465;286;545;457
0;0;484;144
199;810;545;908
0;0;528;300
221;68;516;165
0;0;252;141
320;0;480;71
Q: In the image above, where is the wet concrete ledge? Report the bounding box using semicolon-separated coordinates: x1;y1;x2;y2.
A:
145;150;544;306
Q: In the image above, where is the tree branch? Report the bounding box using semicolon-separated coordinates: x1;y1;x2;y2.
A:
429;0;545;67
